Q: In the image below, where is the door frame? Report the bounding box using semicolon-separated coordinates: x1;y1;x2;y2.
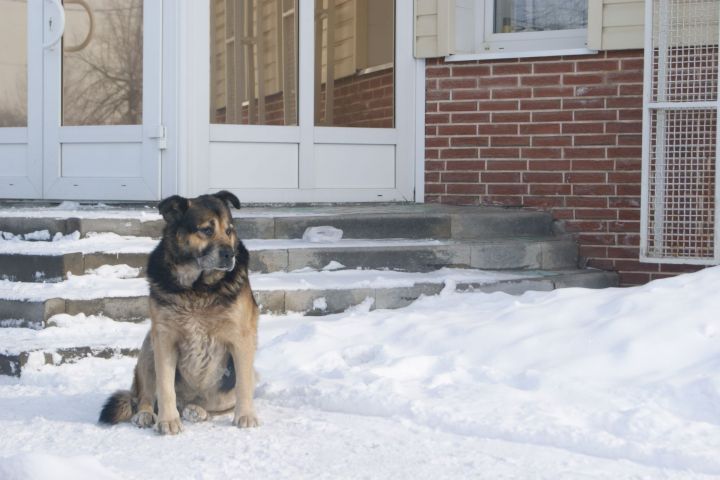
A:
180;0;422;203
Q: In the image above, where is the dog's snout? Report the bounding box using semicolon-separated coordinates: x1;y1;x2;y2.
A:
220;246;234;260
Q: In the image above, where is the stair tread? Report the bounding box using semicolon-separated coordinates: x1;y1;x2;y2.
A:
0;267;596;302
0;203;542;220
0;234;574;257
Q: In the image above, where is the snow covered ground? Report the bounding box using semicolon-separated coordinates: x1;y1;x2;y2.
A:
1;267;720;479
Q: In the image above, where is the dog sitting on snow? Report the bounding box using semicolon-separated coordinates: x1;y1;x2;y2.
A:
99;191;259;434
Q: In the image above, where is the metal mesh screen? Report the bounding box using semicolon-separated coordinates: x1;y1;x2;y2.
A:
647;109;716;259
651;1;719;103
642;0;720;264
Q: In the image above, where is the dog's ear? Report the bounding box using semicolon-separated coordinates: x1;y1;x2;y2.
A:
158;195;189;223
213;190;241;210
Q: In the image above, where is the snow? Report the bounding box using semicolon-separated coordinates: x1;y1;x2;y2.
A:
0;314;147;355
0;203;161;221
0;274;149;301
252;267;533;291
1;267;720;478
0;232;157;256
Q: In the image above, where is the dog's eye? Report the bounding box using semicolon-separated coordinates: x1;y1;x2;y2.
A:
199;226;213;236
226;227;233;236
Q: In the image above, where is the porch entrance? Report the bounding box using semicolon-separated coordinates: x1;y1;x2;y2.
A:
189;0;416;202
0;0;162;201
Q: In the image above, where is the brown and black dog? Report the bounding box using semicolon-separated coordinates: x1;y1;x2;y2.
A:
99;191;259;434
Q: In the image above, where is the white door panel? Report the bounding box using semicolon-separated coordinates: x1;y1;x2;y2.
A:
209;142;300;189
314;144;396;189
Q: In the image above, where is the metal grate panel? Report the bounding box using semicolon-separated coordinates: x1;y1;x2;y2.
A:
641;0;720;264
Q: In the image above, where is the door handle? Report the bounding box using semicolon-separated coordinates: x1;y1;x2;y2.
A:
43;0;66;50
64;0;95;53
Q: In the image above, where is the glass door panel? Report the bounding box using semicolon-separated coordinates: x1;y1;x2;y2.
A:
210;0;299;126
314;0;394;128
62;0;143;126
0;0;27;127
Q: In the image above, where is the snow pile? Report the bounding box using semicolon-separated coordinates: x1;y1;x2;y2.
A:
0;267;719;478
0;314;148;355
0;274;149;301
256;266;720;474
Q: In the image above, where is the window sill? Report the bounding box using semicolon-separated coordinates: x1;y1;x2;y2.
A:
445;47;597;62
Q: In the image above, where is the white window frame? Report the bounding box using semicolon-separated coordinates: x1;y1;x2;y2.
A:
448;0;596;62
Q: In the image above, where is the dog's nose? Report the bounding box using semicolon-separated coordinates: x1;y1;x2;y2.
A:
219;246;234;260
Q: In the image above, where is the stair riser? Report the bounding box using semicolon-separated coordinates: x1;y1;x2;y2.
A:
1;240;579;282
0;212;554;241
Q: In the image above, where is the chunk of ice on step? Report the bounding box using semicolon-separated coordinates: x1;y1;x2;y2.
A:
302;226;343;243
52;231;81;242
23;230;51;241
322;261;345;271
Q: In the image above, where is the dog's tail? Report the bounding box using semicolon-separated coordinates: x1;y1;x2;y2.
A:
98;390;135;425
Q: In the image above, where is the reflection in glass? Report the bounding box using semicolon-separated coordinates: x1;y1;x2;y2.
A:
314;0;394;128
0;0;27;127
494;0;587;34
62;0;143;126
210;0;299;125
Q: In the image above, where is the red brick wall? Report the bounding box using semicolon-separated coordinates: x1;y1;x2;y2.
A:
424;50;702;285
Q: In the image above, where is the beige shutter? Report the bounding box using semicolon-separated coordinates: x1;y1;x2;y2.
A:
587;0;645;50
414;0;455;58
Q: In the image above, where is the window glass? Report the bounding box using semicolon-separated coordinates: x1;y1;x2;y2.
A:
493;0;587;34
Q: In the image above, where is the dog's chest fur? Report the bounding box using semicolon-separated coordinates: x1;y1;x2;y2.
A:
172;310;232;391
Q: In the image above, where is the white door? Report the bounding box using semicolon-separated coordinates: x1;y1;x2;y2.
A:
0;0;163;201
187;0;416;202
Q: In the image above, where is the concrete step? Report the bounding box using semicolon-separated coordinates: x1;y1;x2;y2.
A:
0;268;617;329
0;268;617;376
0;204;554;240
0;236;578;282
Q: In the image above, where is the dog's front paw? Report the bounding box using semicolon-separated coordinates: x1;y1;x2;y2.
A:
182;404;209;423
131;411;157;428
156;415;183;435
232;411;259;428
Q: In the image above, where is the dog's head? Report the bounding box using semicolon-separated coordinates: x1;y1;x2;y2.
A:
158;191;241;272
